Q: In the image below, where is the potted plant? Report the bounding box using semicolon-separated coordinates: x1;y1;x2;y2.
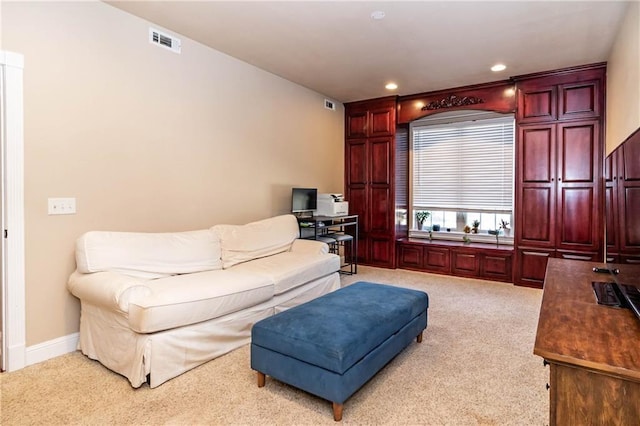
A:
415;211;430;230
499;219;510;236
471;220;480;234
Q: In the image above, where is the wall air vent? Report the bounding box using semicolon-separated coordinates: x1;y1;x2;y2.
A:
149;28;181;54
324;99;336;111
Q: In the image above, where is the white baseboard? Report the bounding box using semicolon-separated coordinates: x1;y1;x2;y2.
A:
25;332;79;367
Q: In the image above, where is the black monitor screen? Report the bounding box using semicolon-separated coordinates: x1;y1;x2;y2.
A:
291;188;317;213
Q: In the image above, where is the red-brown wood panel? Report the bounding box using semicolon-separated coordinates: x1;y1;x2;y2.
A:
556;120;600;252
517;86;556;123
605;184;618;250
369;108;395;137
557;121;597;183
521;125;555;183
370;238;394;267
346;140;367;185
483;253;513;282
370;137;391;185
621;138;640;182
346;186;367;236
346;111;367;139
558;187;595;248
451;251;480;277
424;247;450;273
516;249;553;288
617;136;640;253
397;244;423;269
520;187;555;246
558;80;600;121
621;187;640;250
369;186;391;234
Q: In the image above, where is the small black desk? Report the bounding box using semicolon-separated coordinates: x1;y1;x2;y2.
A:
297;215;358;274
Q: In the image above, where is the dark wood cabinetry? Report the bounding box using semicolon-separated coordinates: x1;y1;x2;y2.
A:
514;65;605;287
535;259;640;425
397;239;513;283
606;131;640;264
345;97;397;268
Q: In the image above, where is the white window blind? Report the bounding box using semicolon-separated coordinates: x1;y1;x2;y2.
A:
412;115;514;212
395;127;408;208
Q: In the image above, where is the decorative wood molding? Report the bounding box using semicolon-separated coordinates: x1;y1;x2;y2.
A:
422;94;486;111
397;81;515;124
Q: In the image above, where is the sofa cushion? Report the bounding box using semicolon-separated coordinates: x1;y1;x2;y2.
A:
232;251;340;295
76;229;222;279
127;270;274;333
212;214;300;269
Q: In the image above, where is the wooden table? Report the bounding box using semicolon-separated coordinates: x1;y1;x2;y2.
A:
534;258;640;425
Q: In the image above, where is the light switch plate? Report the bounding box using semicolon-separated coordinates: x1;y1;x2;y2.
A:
48;198;76;215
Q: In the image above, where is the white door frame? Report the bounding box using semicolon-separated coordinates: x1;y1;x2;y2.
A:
1;50;26;372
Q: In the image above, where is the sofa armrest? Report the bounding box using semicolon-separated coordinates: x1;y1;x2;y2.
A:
290;238;329;255
67;270;152;313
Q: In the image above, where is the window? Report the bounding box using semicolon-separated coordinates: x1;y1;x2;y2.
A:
410;111;514;237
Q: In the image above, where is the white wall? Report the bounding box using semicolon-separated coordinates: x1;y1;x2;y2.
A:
606;1;640;155
1;1;344;347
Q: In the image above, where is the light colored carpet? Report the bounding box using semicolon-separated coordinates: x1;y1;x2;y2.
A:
1;266;549;425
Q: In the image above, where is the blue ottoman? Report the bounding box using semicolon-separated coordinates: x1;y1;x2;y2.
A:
251;281;429;421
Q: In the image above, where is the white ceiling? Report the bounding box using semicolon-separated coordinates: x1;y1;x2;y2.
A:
106;1;630;103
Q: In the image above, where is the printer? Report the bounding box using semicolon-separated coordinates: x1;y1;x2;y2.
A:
316;193;349;217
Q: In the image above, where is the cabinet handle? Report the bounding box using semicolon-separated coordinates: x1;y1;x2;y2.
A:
562;254;592;260
546;383;550;390
523;251;550;257
626;259;640;264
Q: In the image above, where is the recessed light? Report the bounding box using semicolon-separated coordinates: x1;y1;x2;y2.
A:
491;64;507;72
385;82;398;90
371;10;386;20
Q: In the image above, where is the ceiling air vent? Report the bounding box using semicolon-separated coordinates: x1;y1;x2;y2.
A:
149;28;181;54
324;99;336;111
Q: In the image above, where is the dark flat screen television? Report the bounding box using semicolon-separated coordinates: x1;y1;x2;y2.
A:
291;188;317;216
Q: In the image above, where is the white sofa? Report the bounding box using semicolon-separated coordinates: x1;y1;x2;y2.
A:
67;214;341;388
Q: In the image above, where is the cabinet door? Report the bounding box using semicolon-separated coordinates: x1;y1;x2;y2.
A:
517;124;556;247
517;86;556;123
424;247;450;273
605;153;619;254
515;249;553;287
346;111;367;139
397;244;423;269
369;137;393;234
369;237;394;268
369;107;395;137
451;250;480;278
556;121;601;252
558;80;600;121
618;139;640;253
482;253;514;283
346;139;367;186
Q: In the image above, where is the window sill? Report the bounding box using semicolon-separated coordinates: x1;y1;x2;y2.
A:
409;229;514;246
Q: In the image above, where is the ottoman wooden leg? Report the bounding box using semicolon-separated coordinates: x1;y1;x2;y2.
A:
417;331;423;343
257;372;266;387
332;402;343;421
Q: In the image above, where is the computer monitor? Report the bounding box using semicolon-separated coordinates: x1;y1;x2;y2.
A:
291;188;317;216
